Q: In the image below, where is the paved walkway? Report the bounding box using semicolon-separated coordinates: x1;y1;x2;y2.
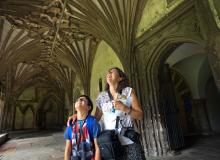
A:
149;135;220;160
0;131;220;160
0;131;64;160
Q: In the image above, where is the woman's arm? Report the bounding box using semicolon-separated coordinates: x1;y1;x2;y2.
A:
129;89;143;120
94;107;103;121
66;114;77;127
64;140;72;160
114;89;143;120
68;107;102;122
94;138;101;160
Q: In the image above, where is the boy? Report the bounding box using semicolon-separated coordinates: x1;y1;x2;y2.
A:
64;95;101;160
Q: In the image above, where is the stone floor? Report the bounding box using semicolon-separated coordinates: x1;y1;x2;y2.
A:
0;131;220;160
149;134;220;160
0;130;64;160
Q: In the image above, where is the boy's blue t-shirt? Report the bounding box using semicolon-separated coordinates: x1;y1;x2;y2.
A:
64;116;100;140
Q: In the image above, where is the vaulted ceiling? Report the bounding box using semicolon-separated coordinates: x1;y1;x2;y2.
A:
0;0;146;98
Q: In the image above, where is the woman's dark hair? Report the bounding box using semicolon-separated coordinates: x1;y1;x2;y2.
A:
77;95;93;114
105;67;129;94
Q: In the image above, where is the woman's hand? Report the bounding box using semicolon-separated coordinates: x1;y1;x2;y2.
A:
114;89;143;120
113;100;129;113
67;114;77;126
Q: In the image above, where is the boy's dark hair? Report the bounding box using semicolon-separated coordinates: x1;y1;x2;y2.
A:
78;95;93;114
105;67;129;94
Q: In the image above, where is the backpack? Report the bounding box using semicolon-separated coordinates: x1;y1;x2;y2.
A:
97;116;124;160
97;129;124;160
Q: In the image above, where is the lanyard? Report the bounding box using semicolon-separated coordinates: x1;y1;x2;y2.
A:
73;116;88;148
107;90;120;131
107;90;118;113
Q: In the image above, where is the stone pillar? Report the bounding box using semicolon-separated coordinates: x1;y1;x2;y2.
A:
193;99;212;135
0;93;5;133
207;32;220;92
33;109;37;129
130;58;170;157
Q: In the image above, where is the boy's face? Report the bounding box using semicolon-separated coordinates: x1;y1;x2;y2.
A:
75;97;90;113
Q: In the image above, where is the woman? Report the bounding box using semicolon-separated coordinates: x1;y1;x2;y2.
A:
95;67;145;160
64;95;101;160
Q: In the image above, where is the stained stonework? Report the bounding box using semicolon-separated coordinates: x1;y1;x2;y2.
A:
207;32;220;91
208;0;220;29
136;0;184;37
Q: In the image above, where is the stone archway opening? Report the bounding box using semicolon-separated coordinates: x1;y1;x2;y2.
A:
159;42;219;149
37;96;61;130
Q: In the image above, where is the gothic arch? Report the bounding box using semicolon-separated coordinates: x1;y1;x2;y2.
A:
134;0;214;155
36;93;62;129
90;40;124;111
143;36;203;115
15;104;35;129
23;104;35;129
197;57;213;98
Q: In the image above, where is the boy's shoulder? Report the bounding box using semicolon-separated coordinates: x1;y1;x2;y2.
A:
87;115;98;122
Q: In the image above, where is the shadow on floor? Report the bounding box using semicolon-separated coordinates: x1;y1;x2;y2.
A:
183;134;200;148
8;129;63;139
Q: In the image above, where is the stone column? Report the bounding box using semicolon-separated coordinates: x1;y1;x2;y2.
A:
207;32;220;92
193;99;212;135
129;54;170;157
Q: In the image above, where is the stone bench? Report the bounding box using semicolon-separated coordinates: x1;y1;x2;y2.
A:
0;133;9;146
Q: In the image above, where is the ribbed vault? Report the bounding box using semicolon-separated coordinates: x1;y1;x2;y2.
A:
0;0;97;94
67;0;146;68
0;0;147;103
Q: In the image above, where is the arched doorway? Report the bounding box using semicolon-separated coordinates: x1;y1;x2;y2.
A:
159;42;219;149
37;96;61;130
170;69;194;135
15;104;35;130
205;77;220;133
